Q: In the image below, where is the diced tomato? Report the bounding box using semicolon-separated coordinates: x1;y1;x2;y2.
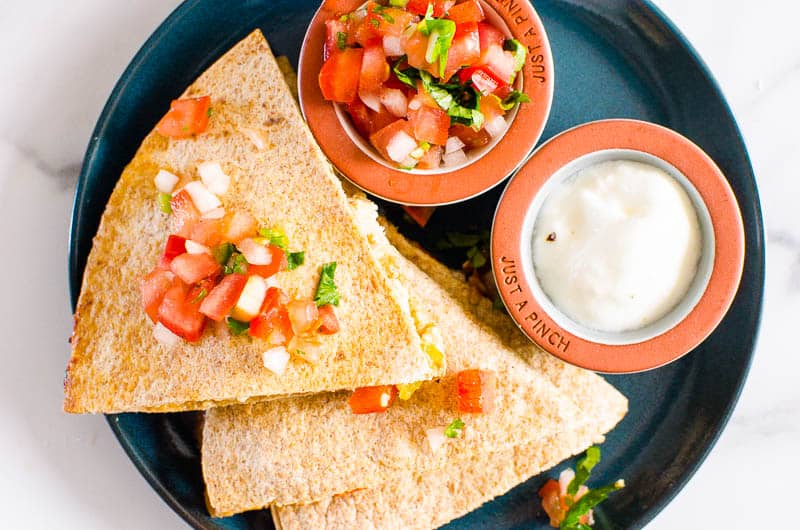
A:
456;369;496;413
347;99;397;137
479;93;506;124
354;3;416;45
249;287;294;344
287;299;320;335
409;105;450;145
169;253;222;284
157;281;206;342
407;0;454;17
320;47;364;103
156;96;211;139
459;65;508;97
450;123;491;148
246;245;288;279
480;44;517;84
369;119;415;161
140;268;174;322
411;83;439;109
403;31;439;78
539;479;568;527
417;145;443;170
322;0;363;15
222;211;258;243
380;87;408;118
170;190;200;238
324;19;353;60
199;273;247;321
447;0;484;24
348;385;398;414
478;22;505;52
402;205;437;227
157;235;187;270
189;219;224;247
316;304;340;334
441;25;481;80
359;44;390;95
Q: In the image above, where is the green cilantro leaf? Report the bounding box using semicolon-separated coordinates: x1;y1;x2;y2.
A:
287;251;305;271
567;446;601;496
436;231;483;249
191;288;208;304
336;31;347;50
369;18;380;28
560;480;625;529
157;192;172;214
389;0;408;6
371;4;395;23
417;15;456;77
499;90;531;110
392;57;421;88
258;227;289;249
224;252;248;275
444;418;465;438
466;246;487;268
213;242;235;265
226;317;250;335
314;262;340;307
503;38;527;73
418;71;484;129
206;107;214;118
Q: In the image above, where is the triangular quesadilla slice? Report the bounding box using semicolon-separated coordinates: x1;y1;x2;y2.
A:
200;198;594;515
272;221;627;529
64;30;439;413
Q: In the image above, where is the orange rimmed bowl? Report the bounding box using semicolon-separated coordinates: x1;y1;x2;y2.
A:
298;0;554;206
492;119;745;373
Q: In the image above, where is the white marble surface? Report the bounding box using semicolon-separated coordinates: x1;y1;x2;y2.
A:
0;1;796;528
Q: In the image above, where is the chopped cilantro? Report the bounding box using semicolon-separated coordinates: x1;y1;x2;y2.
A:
417;11;456;77
392;57;421;88
369;18;380;28
466;246;486;268
560;480;625;530
336;31;347;50
213;242;235;265
226;317;250;335
499;90;531;110
224;252;248;275
258;227;289;249
206;107;214;118
372;4;395;23
444;418;465;438
419;71;484;129
339;14;349;22
314;262;340;307
436;231;484;249
191;288;208;304
567;446;601;496
503;38;527;73
157;192;172;214
287;251;305;271
388;0;408;6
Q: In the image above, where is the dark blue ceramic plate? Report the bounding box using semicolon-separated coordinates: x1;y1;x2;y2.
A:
68;1;764;528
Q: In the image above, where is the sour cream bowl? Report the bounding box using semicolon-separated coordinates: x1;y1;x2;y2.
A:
298;0;554;206
491;119;745;373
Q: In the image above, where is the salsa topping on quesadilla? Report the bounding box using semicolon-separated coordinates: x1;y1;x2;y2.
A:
319;0;529;169
156;96;212;139
140;161;341;358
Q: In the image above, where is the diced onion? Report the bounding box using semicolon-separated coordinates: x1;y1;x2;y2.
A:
443;149;468;167
425;31;438;64
287;300;320;335
426;427;447;453
287;336;322;364
153;322;180;349
237;238;272;265
484;115;507;138
382;35;403;57
184;239;211;255
240;127;266;150
154;169;180;194
445;136;466;154
201;207;225;220
359;90;382;113
183;181;221;214
558;468;575;495
197;161;230;195
380;88;408;118
408;98;422;111
386;131;418;163
262;346;290;375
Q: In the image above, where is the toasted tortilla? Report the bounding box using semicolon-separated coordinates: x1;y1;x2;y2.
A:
64;30;439;414
200;198;608;515
271;222;628;530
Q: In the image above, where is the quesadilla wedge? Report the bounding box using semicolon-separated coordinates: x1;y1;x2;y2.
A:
200;197;594;515
64;30;440;414
271;221;628;530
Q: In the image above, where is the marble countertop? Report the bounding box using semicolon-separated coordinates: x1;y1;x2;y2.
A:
1;1;795;528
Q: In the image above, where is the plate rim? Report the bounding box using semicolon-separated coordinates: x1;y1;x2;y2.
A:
67;0;765;528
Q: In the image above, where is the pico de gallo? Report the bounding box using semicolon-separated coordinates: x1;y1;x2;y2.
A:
142;108;342;375
319;0;530;170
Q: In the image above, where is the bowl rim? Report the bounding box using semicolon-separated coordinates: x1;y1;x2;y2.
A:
491;119;746;373
297;0;554;206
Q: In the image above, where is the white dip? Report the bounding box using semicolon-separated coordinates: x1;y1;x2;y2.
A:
532;159;702;332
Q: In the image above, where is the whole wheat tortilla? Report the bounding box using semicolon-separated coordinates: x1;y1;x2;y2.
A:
201;198;587;515
64;30;439;413
272;222;628;529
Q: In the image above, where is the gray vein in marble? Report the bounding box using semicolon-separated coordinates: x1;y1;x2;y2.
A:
749;59;800;104
729;398;800;438
4;138;81;191
767;229;800;291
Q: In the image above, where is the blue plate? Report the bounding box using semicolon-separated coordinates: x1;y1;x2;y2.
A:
68;0;764;528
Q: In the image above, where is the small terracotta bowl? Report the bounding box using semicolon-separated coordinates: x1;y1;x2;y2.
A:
491;119;745;373
298;0;554;206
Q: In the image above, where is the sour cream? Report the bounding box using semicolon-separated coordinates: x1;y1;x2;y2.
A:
532;160;702;333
